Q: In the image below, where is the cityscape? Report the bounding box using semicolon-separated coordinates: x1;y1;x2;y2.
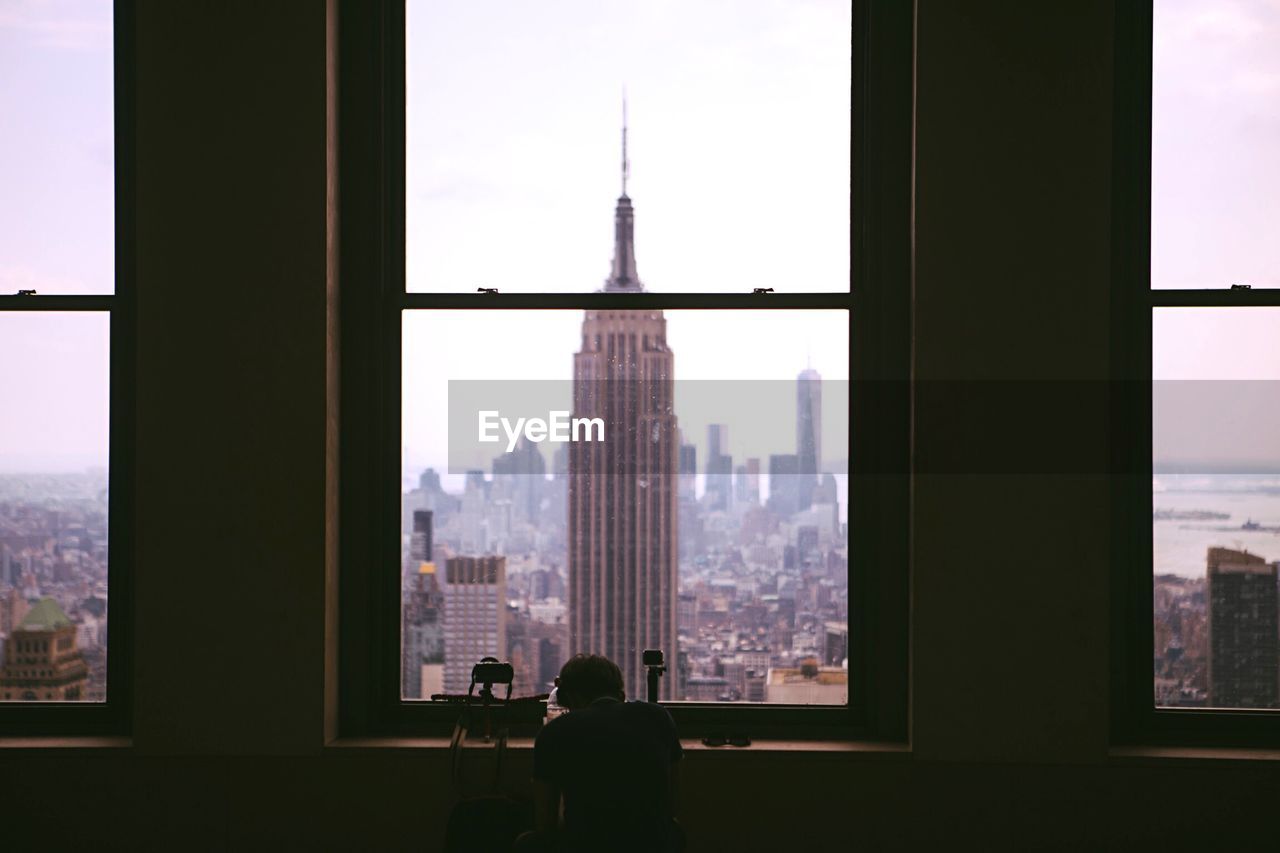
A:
399;162;849;705
1154;477;1280;708
400;390;850;706
0;471;108;702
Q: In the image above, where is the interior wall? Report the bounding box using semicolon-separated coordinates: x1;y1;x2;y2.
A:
912;0;1115;765
2;1;1277;850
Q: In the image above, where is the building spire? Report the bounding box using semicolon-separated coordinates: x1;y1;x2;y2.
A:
604;91;642;291
621;91;630;197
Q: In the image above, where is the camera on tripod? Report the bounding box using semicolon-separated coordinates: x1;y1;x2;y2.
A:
643;648;666;703
471;658;514;688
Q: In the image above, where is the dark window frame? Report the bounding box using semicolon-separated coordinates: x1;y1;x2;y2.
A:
1112;0;1280;747
338;0;911;741
0;0;135;737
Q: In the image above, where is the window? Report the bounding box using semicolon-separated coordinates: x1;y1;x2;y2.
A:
1115;0;1280;743
0;0;133;733
339;0;910;738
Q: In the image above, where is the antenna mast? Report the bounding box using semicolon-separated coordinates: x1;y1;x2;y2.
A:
621;91;630;196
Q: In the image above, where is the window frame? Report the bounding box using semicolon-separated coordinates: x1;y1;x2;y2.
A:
1112;0;1280;747
338;0;911;741
0;0;135;737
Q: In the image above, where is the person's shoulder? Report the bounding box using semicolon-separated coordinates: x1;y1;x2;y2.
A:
536;710;577;746
624;699;671;715
624;701;682;761
624;700;677;726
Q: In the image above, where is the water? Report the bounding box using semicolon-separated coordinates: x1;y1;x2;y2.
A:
1154;475;1280;578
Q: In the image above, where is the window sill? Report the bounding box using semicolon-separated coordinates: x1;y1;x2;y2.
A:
328;736;910;757
0;736;132;750
1110;745;1280;765
680;739;908;756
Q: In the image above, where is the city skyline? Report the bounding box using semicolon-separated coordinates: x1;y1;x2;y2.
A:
398;163;850;704
403;309;850;488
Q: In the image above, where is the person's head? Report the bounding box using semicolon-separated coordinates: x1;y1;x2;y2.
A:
554;654;625;710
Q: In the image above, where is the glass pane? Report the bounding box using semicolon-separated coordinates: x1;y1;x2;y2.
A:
402;310;849;704
0;312;110;702
0;1;114;295
1153;307;1280;708
1152;1;1280;289
406;1;852;293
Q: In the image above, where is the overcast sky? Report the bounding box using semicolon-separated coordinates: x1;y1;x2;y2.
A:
404;1;853;477
1150;1;1280;468
5;1;1280;473
1;0;112;472
406;0;852;294
0;0;112;298
1152;0;1280;289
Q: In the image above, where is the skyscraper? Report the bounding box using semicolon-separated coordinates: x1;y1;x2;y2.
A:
796;368;822;510
736;457;761;505
506;607;568;697
768;453;801;517
402;511;444;699
1207;547;1279;709
678;440;697;504
568;112;679;699
492;435;546;526
442;555;507;694
705;424;733;511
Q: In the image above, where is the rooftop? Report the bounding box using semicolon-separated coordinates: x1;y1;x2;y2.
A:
767;666;848;686
18;597;73;632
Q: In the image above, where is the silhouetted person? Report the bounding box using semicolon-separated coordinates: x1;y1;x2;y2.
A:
515;654;684;853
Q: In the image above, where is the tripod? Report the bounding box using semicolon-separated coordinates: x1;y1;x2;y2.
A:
643;649;666;704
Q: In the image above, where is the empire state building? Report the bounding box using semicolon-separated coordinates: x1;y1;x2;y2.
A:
567;116;678;699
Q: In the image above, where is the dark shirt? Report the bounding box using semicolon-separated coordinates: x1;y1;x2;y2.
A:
533;698;683;852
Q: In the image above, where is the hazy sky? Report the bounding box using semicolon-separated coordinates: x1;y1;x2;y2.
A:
7;1;1280;473
1154;307;1280;468
1152;0;1280;289
1149;2;1280;469
0;0;113;297
403;1;854;478
0;311;109;472
1;0;112;471
406;0;852;293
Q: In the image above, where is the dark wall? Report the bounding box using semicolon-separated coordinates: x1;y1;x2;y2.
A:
130;0;330;759
913;0;1115;766
2;1;1277;850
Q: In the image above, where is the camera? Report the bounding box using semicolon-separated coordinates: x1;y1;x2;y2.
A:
643;649;667;703
471;658;514;687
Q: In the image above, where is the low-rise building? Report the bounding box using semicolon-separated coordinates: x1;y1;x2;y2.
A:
764;659;847;705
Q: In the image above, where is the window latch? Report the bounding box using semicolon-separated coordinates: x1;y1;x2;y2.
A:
1231;283;1252;290
752;287;774;294
16;289;36;296
477;287;499;294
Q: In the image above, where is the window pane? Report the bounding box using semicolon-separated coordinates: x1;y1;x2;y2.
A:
0;312;110;703
0;0;114;295
1153;307;1280;709
402;310;849;704
1152;1;1280;289
406;1;852;293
